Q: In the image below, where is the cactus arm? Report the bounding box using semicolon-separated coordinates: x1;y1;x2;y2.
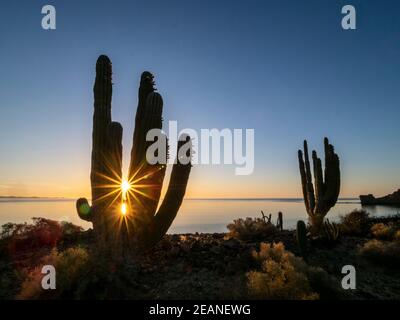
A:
128;91;166;225
323;137;330;192
91;55;113;210
76;198;93;222
143;129;169;220
298;140;316;216
145;136;192;247
107;122;123;180
298;150;310;214
303;140;315;214
323;138;340;208
129;72;157;173
312;150;325;216
104;121;123;220
76;55;113;225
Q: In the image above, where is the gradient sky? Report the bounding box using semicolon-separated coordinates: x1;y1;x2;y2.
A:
0;0;399;198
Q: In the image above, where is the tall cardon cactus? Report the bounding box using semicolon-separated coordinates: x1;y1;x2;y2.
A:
76;55;192;256
298;138;340;235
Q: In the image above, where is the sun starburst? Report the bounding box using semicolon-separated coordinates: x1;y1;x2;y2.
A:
90;158;166;239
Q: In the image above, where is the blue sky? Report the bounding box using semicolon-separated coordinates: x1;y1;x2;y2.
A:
0;0;399;198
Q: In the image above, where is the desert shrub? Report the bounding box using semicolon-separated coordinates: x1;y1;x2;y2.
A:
60;221;84;236
0;258;20;299
3;218;62;255
395;230;400;241
0;222;23;240
370;223;397;240
359;239;400;267
227;218;277;241
1;219;84;256
246;242;319;300
305;266;344;299
17;247;90;299
340;210;370;236
73;257;143;300
369;213;400;225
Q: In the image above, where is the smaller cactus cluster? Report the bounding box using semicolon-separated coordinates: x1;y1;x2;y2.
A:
261;211;283;231
296;218;340;259
323;219;340;242
227;211;284;241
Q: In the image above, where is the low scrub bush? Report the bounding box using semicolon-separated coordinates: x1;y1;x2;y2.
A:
359;239;400;267
17;247;89;299
370;223;397;240
227;218;277;241
247;242;317;299
246;242;340;300
340;210;370;236
1;218;84;255
60;221;84;236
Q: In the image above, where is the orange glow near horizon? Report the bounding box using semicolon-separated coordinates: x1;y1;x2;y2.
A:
2;165;399;200
3;178;397;200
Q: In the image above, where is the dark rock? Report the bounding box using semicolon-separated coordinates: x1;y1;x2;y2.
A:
222;238;241;249
210;245;223;255
360;189;400;206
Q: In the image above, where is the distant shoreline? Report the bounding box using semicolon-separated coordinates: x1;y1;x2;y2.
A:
0;196;67;199
185;197;359;201
0;196;359;201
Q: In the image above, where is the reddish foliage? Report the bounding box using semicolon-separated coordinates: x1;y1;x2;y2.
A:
3;218;63;258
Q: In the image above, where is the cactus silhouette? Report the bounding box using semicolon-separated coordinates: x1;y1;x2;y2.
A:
276;211;283;231
298;138;340;235
296;220;308;259
76;55;191;255
323;219;340;243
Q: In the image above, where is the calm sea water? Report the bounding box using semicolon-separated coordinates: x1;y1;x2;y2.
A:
0;198;399;234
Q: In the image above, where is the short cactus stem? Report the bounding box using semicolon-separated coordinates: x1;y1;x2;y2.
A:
296;220;308;259
276;211;283;231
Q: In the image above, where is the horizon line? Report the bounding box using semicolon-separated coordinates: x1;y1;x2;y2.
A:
0;195;360;201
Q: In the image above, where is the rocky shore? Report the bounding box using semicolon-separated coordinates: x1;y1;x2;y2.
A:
1;214;400;300
360;189;400;206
